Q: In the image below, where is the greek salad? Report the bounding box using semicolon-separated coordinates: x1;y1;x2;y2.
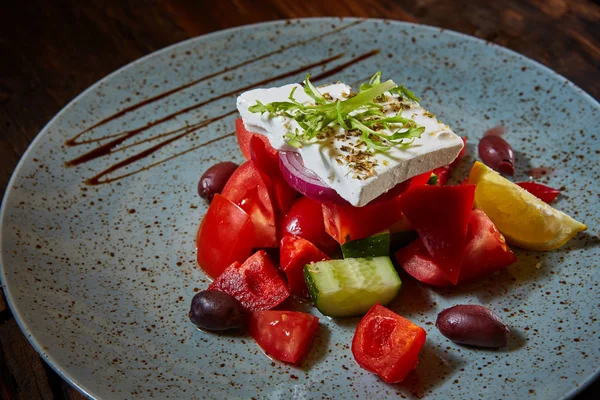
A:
188;72;587;383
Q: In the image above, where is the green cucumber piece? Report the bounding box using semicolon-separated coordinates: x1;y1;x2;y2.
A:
341;231;390;259
303;256;401;317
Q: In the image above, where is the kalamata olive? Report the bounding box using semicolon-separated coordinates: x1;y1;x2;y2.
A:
478;135;515;176
436;304;509;348
198;162;238;201
188;290;248;331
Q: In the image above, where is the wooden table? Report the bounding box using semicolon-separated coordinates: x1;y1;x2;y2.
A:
0;1;598;398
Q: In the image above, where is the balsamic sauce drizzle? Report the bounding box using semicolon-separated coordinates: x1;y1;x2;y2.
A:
86;132;236;185
64;22;383;185
65;53;345;167
66;20;365;146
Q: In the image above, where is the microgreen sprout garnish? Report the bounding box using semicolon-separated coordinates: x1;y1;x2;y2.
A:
248;72;425;152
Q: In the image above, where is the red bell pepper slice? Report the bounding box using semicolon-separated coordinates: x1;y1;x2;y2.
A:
280;235;330;297
196;194;254;279
352;304;426;383
516;181;560;203
395;208;516;286
249;134;278;173
249;310;319;364
249;135;297;213
209;250;290;311
397;184;475;284
322;196;405;244
235;118;275;160
322;172;431;244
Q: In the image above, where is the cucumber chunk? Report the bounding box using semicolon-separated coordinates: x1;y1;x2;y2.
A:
303;257;401;317
341;231;390;259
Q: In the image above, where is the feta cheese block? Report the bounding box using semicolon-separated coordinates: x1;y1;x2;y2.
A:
237;82;463;206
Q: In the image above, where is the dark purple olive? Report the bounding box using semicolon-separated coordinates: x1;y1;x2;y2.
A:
198;162;238;201
188;290;248;331
436;305;509;348
478;135;515;176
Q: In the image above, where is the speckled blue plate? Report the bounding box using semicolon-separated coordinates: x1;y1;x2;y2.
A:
1;18;599;400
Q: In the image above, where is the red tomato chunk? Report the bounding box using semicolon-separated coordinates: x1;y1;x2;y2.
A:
282;196;338;254
250;310;319;364
209;250;290;311
460;208;517;282
395;240;453;287
352;304;426;383
221;160;277;248
196;194;254;279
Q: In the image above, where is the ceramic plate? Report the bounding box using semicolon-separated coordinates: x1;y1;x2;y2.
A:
1;18;599;400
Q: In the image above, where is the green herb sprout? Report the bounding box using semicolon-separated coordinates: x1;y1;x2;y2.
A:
248;72;425;151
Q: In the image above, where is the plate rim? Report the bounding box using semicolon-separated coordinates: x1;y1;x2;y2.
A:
1;16;598;400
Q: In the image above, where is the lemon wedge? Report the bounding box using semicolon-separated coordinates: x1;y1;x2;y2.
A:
467;161;587;250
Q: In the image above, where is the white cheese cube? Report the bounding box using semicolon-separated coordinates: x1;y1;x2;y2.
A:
237;83;463;206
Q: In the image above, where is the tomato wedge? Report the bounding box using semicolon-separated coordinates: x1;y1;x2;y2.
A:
222;160;277;248
250;310;319;364
280;235;329;297
395;240;452;287
209;250;290;311
235;118;275;160
352;304;426;383
459;208;517;283
250;135;297;213
395;209;516;286
282;197;339;254
398;184;475;284
196;194;254;279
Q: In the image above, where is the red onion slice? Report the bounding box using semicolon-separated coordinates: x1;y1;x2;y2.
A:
278;151;418;206
278;151;349;205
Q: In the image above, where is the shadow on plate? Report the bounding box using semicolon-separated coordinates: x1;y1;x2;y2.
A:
556;231;600;251
394;341;465;398
447;142;475;185
389;272;436;316
427;248;551;305
192;325;248;339
300;322;331;370
512;150;534;180
504;326;528;353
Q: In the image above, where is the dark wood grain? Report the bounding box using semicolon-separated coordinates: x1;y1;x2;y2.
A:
0;1;598;399
0;320;53;400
